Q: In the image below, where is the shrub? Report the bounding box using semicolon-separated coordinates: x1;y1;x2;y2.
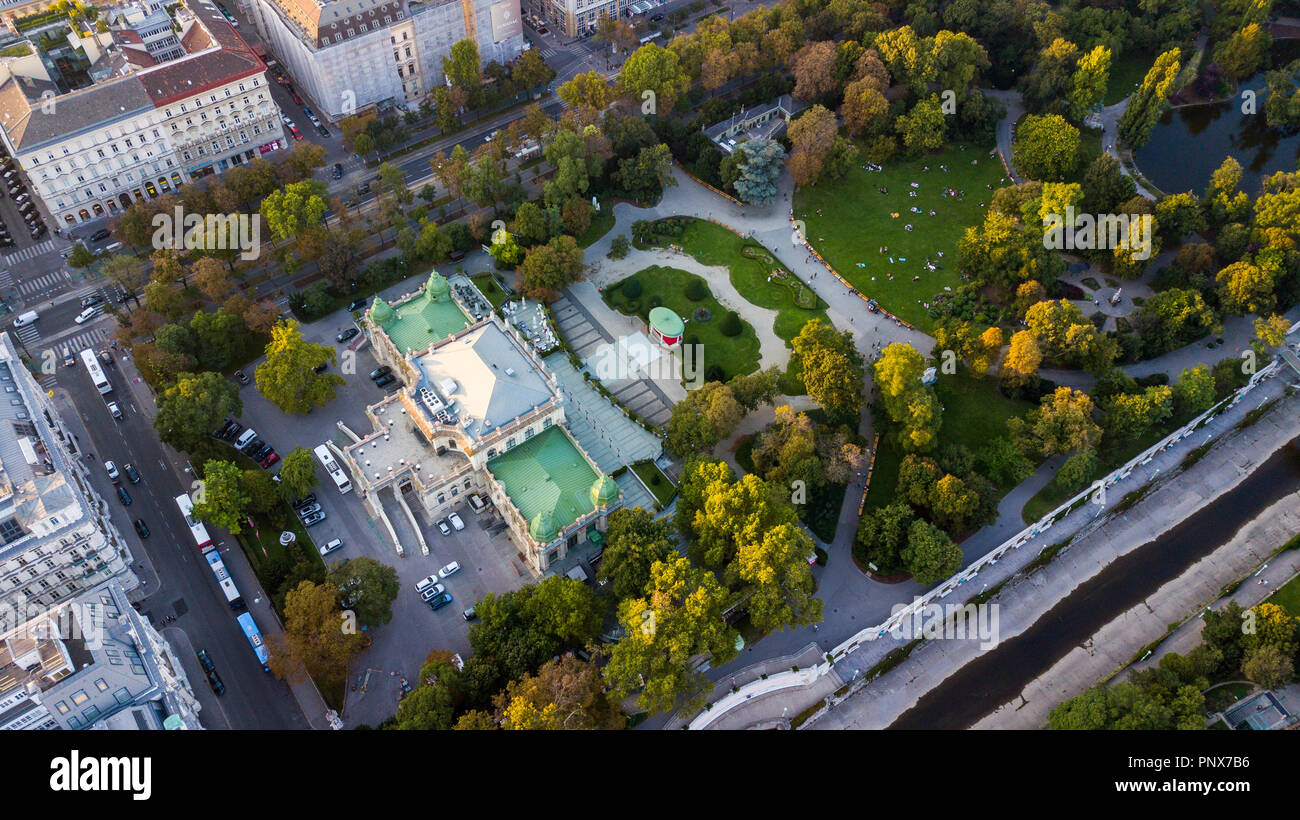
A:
622;278;643;298
706;364;725;382
720;310;742;337
685;278;707;301
648;296;662;309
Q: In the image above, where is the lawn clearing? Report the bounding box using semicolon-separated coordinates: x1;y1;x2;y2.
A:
667;218;830;343
1266;572;1300;618
865;369;1034;513
631;459;676;507
603;264;761;382
470;272;509;308
1104;50;1157;106
577;207;616;248
794;144;1004;331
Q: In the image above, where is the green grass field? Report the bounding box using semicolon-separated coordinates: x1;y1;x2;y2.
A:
670;219;830;343
865;369;1033;512
603;264;761;382
1104;50;1157;106
631;459;676;507
1267;572;1300;618
793;144;1005;330
577;208;616;248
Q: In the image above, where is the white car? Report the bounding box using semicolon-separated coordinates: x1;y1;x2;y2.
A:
104;460;119;480
419;582;447;601
107;401;123;420
74;306;98;324
438;561;461;578
281;116;295;127
319;538;343;556
415;573;439;593
448;512;465;531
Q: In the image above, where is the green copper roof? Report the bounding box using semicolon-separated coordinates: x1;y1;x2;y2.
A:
378;280;471;355
369;296;396;326
425;271;450;301
649;306;684;337
590;473;620;507
529;510;557;542
488;425;605;542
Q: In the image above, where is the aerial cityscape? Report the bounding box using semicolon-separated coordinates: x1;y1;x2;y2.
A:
0;0;1298;744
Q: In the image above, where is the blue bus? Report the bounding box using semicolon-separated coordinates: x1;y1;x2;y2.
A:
204;550;246;611
236;612;271;672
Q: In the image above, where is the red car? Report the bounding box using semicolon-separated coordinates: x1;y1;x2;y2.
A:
289;91;302;104
289;125;302;140
261;451;280;468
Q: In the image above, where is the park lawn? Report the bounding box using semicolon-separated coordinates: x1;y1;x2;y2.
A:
577;207;616;248
1266;572;1300;618
670;219;830;343
631;460;676;507
603;264;761;382
793;144;1005;331
1104;50;1156;106
865;369;1033;512
470;272;509;308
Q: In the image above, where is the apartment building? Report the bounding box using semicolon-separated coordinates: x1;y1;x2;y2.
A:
0;580;202;730
245;0;523;120
525;0;624;39
0;0;284;226
0;332;138;636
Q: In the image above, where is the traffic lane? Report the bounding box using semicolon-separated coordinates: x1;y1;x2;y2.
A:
62;361;309;728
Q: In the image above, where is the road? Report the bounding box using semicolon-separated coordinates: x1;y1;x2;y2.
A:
52;311;309;729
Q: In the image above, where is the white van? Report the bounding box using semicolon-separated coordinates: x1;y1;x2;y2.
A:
103;241;123;253
13;310;37;327
234;428;258;448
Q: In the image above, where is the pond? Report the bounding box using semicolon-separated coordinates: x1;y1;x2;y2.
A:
1134;44;1300;197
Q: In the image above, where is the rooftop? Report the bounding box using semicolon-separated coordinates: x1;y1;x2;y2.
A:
410;320;557;441
487;425;608;539
370;274;472;355
345;394;471;487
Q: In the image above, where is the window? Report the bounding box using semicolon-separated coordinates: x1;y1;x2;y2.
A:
55;700;69;714
114;688;131;705
71;689;89;706
525;427;535;440
94;678;109;692
507;437;516;449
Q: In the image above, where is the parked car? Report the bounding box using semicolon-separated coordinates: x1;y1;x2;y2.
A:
301;511;326;526
419;582;447;601
358;182;371;196
336;327;359;343
427;592;454;611
74;306;98;324
80;294;103;308
261;451;280;468
347;297;367;311
319;538;343;556
462;606;477;621
234;370;250;384
374;373;396;388
448;512;465;531
289;125;303;140
438;561;461;578
368;365;392;380
197;649;216;673
297;504;322;519
123;463;140;484
104;460;119;480
332;163;344;180
436;518;451;536
222;421;244;441
133;519;150;538
252;443;273;459
289;91;302;104
317;125;331;138
89;228;111;242
241;437;265;455
292;493;317;510
117;486;132;506
415;574;439;594
107;402;123;421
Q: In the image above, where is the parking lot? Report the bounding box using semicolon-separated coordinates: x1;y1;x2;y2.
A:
226;301;532;727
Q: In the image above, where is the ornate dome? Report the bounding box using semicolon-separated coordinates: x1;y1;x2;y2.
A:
528;510;557;543
368;296;395;326
590;474;619;507
424;271;450;302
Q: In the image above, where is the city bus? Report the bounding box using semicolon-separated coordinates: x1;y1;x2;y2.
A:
236;612;271;672
79;349;111;395
204;550;246;611
313;444;353;494
175;493;214;552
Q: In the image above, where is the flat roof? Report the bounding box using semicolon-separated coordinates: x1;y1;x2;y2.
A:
487;425;600;534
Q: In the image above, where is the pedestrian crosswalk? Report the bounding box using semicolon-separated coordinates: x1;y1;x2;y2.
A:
16;270;71;297
537;46;557;58
4;238;57;266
